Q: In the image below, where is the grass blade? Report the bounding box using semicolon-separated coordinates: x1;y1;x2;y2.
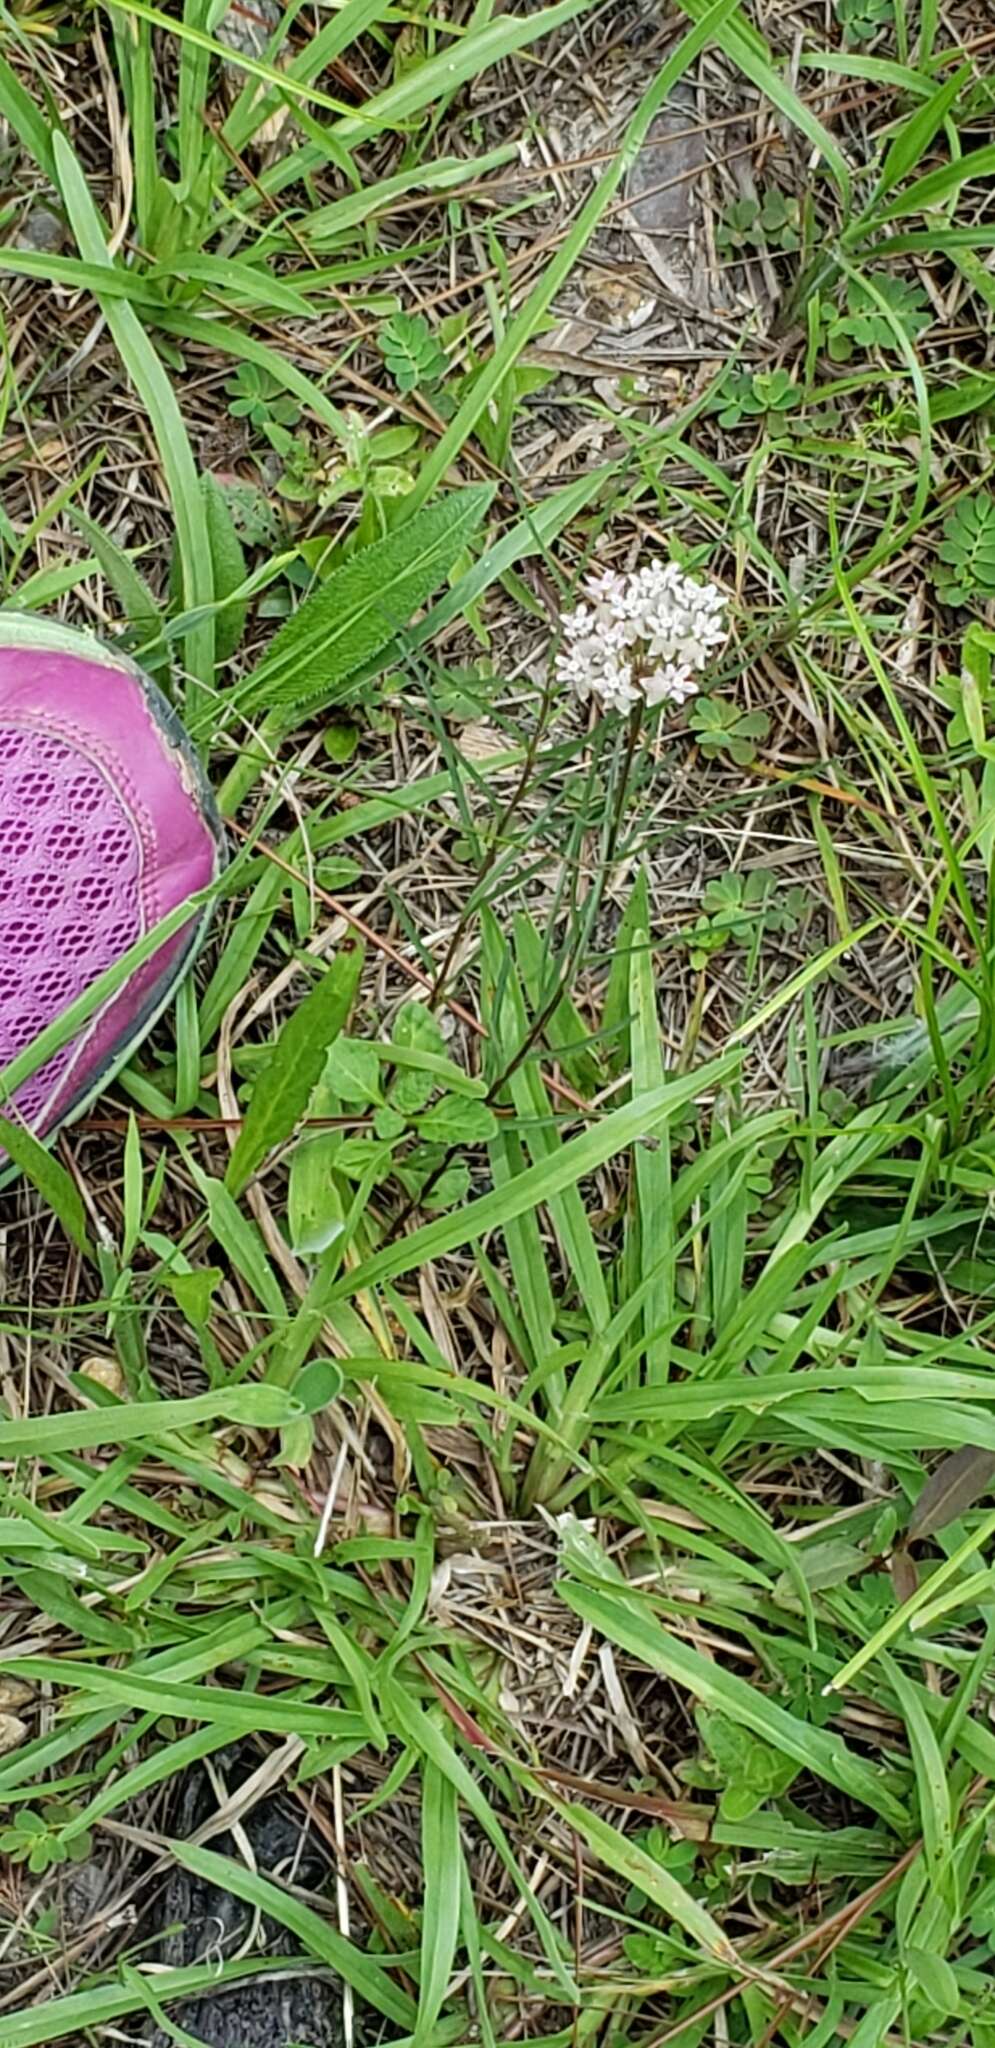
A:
338;1050;740;1298
51;133;215;704
415;1762;462;2043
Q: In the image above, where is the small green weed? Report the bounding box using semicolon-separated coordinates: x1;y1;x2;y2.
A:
835;0;894;42
688;693;770;763
936;492;995;607
712;368;799;431
0;1806;94;1874
692;1711;799;1819
685;870;807;969
289;1000;497;1236
378;310;449;395
819;273;931;362
224;361;302;438
716;188;801;256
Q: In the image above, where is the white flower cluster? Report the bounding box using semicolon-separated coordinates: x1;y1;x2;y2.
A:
555;561;729;715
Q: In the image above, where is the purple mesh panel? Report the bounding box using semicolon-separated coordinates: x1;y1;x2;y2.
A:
0;723;142;1130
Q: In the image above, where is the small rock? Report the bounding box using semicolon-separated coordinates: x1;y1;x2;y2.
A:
15;206;65;256
144;1758;346;2048
0;1677;33;1712
625;90;711;309
0;1713;27;1755
79;1355;127;1396
215;0;281;61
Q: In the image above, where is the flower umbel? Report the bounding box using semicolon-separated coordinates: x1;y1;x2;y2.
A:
555;561;728;715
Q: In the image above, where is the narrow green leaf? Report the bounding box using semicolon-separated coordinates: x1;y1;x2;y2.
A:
227;943;364;1195
338;1050;739;1298
671;0;851;205
201;473;248;663
416;1763;462;2042
881;1655;951;1884
405;0;743;511
51;133;215;698
0;1385;299;1454
332;0;592;140
877;143;995;222
629;903;672;1381
165;1843;418;2025
4;1658;364;1738
0;52;59;181
0;1958;294;2048
873;64;969;199
551;1798;735;1963
0;1114;95;1262
0;250;162;299
187;1166;288;1321
381;1675;576;2001
560;1580;908;1829
67;506;165;672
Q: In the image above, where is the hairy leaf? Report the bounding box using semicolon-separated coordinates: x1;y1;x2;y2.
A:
239;487;492;713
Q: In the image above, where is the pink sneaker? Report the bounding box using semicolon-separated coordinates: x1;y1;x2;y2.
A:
0;615;224;1145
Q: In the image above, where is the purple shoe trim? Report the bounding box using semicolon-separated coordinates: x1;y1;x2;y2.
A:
0;617;224;1145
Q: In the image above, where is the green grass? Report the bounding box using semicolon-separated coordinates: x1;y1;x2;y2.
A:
2;0;995;2041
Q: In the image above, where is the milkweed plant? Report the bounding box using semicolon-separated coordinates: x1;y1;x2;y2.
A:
555;560;729;715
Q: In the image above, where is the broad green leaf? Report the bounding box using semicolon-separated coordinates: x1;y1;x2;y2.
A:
416;1096;498;1144
295;1358;344;1413
239;488;493;713
329;1036;382;1107
905;1948;960;2015
167;1265;223;1328
289;1137;346;1259
392;1000;447;1060
226;943;364;1194
0;251;162;299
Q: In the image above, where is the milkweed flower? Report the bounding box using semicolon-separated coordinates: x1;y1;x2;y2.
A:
555;561;728;715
